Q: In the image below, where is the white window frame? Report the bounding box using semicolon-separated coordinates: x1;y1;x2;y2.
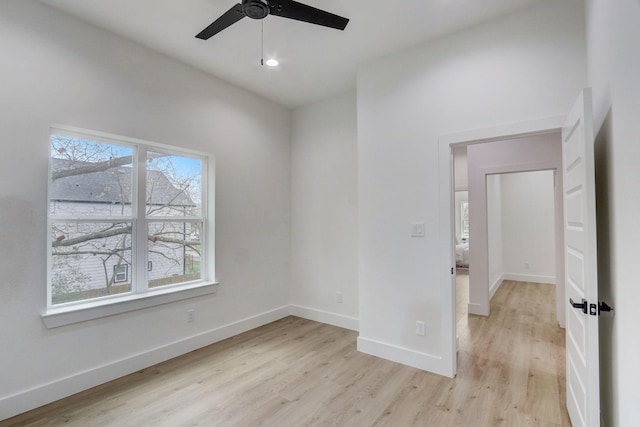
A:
42;125;218;328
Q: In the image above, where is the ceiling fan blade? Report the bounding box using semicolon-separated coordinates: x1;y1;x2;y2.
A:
269;1;349;30
196;3;245;40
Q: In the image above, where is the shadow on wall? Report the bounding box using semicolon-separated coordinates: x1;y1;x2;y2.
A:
595;107;614;427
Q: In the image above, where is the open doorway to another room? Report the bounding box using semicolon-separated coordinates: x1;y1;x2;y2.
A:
453;147;470;335
455;191;470;270
454;190;470;335
486;170;557;297
439;119;584;426
450;131;566;351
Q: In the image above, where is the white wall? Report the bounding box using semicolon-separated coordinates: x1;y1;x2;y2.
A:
290;91;358;330
0;1;291;419
453;146;468;190
500;170;556;283
587;1;640;425
357;0;584;375
486;175;503;293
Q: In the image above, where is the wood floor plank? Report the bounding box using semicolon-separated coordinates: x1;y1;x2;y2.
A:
2;277;570;426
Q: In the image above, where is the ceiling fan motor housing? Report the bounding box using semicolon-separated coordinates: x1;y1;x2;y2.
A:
242;0;270;19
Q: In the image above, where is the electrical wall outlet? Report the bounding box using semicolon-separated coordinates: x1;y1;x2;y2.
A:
187;309;195;323
411;222;425;237
415;321;426;336
336;292;343;303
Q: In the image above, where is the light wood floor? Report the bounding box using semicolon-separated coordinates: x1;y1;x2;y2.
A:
3;275;569;426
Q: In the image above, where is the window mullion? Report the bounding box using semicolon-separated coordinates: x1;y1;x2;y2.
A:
134;146;148;293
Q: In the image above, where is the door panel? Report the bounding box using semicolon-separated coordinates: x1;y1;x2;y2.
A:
563;88;599;427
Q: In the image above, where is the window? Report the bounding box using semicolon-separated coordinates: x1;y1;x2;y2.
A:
113;265;129;283
47;126;214;316
461;200;469;240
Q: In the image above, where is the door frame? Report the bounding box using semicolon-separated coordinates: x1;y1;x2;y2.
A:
471;160;564;320
438;115;565;376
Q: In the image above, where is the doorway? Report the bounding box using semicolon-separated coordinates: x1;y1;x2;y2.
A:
439;92;600;426
486;169;558;292
437;116;566;376
453;144;563;344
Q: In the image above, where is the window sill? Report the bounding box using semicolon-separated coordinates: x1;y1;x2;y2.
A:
41;281;219;329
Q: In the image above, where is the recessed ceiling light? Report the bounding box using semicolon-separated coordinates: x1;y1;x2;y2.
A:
265;58;279;67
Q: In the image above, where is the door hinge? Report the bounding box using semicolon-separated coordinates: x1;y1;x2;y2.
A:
451;267;454;275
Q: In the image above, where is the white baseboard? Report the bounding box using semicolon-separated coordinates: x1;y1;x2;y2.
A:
289;305;359;331
489;273;505;299
357;336;449;377
468;302;489;316
502;273;556;285
0;305;291;421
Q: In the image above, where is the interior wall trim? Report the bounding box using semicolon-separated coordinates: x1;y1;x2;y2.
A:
356;336;450;377
290;305;359;331
501;273;556;285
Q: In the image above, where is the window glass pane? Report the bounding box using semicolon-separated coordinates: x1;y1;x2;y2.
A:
461;201;469;239
146;152;202;217
148;221;202;288
50;135;134;217
51;222;132;304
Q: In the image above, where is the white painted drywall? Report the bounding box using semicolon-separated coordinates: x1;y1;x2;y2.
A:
357;0;585;375
290;91;358;330
0;1;291;419
454;146;468;191
587;1;640;425
486;174;503;294
500;170;556;283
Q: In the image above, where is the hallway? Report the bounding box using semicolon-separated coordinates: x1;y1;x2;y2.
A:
456;271;569;425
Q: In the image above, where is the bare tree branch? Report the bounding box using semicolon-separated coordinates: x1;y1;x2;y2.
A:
52;226;132;248
53;236;200;254
52;248;132;257
51;155;133;181
149;235;201;255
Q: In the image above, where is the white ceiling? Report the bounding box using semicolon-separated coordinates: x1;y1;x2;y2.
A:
39;0;544;108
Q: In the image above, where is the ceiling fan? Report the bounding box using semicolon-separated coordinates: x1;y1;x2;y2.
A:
195;0;349;40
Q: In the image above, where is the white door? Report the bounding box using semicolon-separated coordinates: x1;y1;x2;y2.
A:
562;88;599;427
